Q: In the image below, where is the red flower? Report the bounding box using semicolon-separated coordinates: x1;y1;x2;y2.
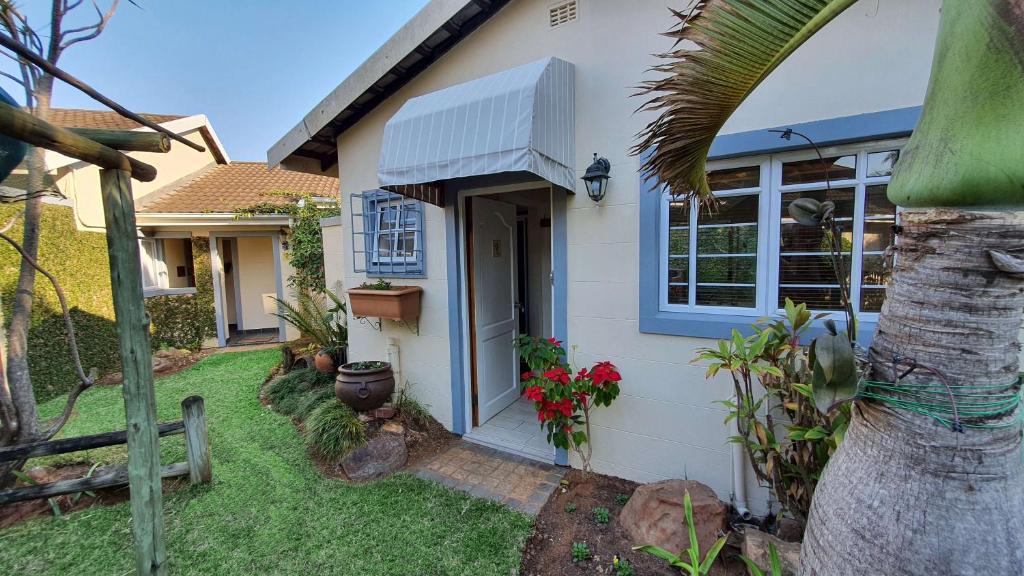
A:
590;361;622;387
574;367;589;382
543;367;570;385
573;390;590;405
563;424;573;434
521;371;534;381
525;385;545;402
557;398;573;418
547;337;563;348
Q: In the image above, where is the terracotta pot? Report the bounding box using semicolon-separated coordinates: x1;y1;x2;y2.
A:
346;286;423;321
336;361;395;412
314;350;336;374
292;355;314;371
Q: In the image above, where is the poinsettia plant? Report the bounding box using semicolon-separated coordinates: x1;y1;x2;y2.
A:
516;335;622;471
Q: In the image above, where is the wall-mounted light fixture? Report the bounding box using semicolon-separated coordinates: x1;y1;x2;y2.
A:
582;153;611;203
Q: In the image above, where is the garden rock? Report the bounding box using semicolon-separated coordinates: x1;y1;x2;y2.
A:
776;517;805;542
24;466;54;483
382;421;404;435
340;435;407;481
619;479;727;555
743;528;801;576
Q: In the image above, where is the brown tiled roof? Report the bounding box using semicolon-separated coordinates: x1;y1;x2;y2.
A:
139;161;339;214
46;108;185;130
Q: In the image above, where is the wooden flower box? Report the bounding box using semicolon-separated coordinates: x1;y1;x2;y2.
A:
346;286;423;322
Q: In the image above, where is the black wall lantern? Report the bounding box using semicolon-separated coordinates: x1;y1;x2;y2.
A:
582;153;611;203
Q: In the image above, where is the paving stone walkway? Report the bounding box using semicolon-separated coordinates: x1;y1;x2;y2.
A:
413;440;565;515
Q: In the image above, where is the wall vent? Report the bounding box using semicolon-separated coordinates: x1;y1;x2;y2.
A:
548;1;578;28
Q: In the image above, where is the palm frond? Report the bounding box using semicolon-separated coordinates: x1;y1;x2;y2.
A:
633;0;857;203
273;289;348;351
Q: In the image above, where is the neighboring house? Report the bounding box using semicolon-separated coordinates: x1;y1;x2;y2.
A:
268;0;941;514
2;108;338;348
137;161;338;346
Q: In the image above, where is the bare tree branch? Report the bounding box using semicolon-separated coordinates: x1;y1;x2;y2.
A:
0;218;96;440
0;68;24;87
59;0;119;53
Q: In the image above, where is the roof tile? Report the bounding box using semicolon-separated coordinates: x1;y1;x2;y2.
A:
139;162;339;214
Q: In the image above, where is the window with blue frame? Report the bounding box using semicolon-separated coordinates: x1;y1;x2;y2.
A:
351;190;425;276
641;139;903;339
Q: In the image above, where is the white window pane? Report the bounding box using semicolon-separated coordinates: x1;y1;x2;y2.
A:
140;240;159;289
695;194;758;308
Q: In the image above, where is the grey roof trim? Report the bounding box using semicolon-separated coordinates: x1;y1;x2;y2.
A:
267;0;512;172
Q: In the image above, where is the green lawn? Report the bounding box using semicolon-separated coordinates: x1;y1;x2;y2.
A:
0;350;533;575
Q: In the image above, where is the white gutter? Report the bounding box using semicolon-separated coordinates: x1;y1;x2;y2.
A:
135;213;291;227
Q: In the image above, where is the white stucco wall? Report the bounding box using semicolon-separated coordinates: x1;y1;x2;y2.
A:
235;236;278;331
329;0;941;509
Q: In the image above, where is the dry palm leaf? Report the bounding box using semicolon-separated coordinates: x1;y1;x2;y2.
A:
633;0;857;204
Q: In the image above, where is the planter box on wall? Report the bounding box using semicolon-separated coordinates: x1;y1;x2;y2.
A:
347;286;423;322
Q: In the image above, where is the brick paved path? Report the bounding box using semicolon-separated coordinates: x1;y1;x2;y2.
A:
413;440;565;515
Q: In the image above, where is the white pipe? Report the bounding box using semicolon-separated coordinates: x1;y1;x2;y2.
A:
732;396;753;521
386;336;401;389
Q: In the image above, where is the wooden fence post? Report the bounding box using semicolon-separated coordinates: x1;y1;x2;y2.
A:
99;168;166;576
180;396;211;484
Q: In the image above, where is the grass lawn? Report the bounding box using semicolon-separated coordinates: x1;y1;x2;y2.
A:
0;349;533;575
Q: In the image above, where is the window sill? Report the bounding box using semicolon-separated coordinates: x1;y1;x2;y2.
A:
143;287;198;298
365;272;426;280
640;309;877;346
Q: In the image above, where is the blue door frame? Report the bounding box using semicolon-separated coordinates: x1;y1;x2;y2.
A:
445;184;570;465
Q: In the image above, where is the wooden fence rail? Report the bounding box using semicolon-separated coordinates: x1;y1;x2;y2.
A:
0;396;211;506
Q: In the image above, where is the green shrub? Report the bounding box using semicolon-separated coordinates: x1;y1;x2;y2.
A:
295;386;336;421
304;399;366;458
146;237;216;350
266;368;332;416
393;387;431;428
0;205;216;400
0;204;118;401
593;507;610;525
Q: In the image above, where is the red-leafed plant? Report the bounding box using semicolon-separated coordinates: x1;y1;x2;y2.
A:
516;335;622;471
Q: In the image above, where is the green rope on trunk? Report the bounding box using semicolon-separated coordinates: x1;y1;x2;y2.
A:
859;379;1022;431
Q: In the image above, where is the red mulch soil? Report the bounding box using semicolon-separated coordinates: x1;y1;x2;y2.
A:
0;463;186;530
521;469;746;576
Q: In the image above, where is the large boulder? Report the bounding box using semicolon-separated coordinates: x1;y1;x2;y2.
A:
340;435;407;482
620;479;728;555
742;528;801;576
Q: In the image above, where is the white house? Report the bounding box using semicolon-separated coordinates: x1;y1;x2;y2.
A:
268;0;941;515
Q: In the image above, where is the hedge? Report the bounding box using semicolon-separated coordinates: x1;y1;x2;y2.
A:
0;204;216;402
146;237;217;350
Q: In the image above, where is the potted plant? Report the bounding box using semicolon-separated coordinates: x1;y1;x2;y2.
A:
273;289;348;374
346;279;423;322
335;360;395;412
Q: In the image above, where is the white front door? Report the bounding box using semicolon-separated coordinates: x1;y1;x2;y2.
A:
472;196;520;423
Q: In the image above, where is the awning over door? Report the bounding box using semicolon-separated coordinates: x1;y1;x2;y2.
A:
378;57;575;206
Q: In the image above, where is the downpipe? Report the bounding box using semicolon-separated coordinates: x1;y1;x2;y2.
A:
732;396;753;521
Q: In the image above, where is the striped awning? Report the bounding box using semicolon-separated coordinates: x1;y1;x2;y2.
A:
378;57;575;206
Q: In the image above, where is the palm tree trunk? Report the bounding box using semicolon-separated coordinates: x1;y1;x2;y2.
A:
800;209;1024;575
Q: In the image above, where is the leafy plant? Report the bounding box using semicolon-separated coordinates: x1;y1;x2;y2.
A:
237;192;340;293
273;288;347;357
294;386;337;421
345;360;388;372
517;335;623;471
571;541;591;563
564;502;577;513
304;399;367;459
615;493;630;506
613;556;635;576
738;541;784;576
593;506;610;525
696;299;851;520
358;278;393;290
393;386;431;428
634;490;728;576
11;469;62;517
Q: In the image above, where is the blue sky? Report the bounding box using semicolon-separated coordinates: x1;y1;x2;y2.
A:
1;1;430;161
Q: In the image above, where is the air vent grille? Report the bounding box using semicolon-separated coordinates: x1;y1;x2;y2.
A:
549;1;578;28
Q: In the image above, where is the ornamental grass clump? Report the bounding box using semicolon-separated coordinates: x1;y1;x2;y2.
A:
517;335;622;471
265;367;334;417
304;399;366;459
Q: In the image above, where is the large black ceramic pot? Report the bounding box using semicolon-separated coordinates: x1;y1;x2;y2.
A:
335;361;395;412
